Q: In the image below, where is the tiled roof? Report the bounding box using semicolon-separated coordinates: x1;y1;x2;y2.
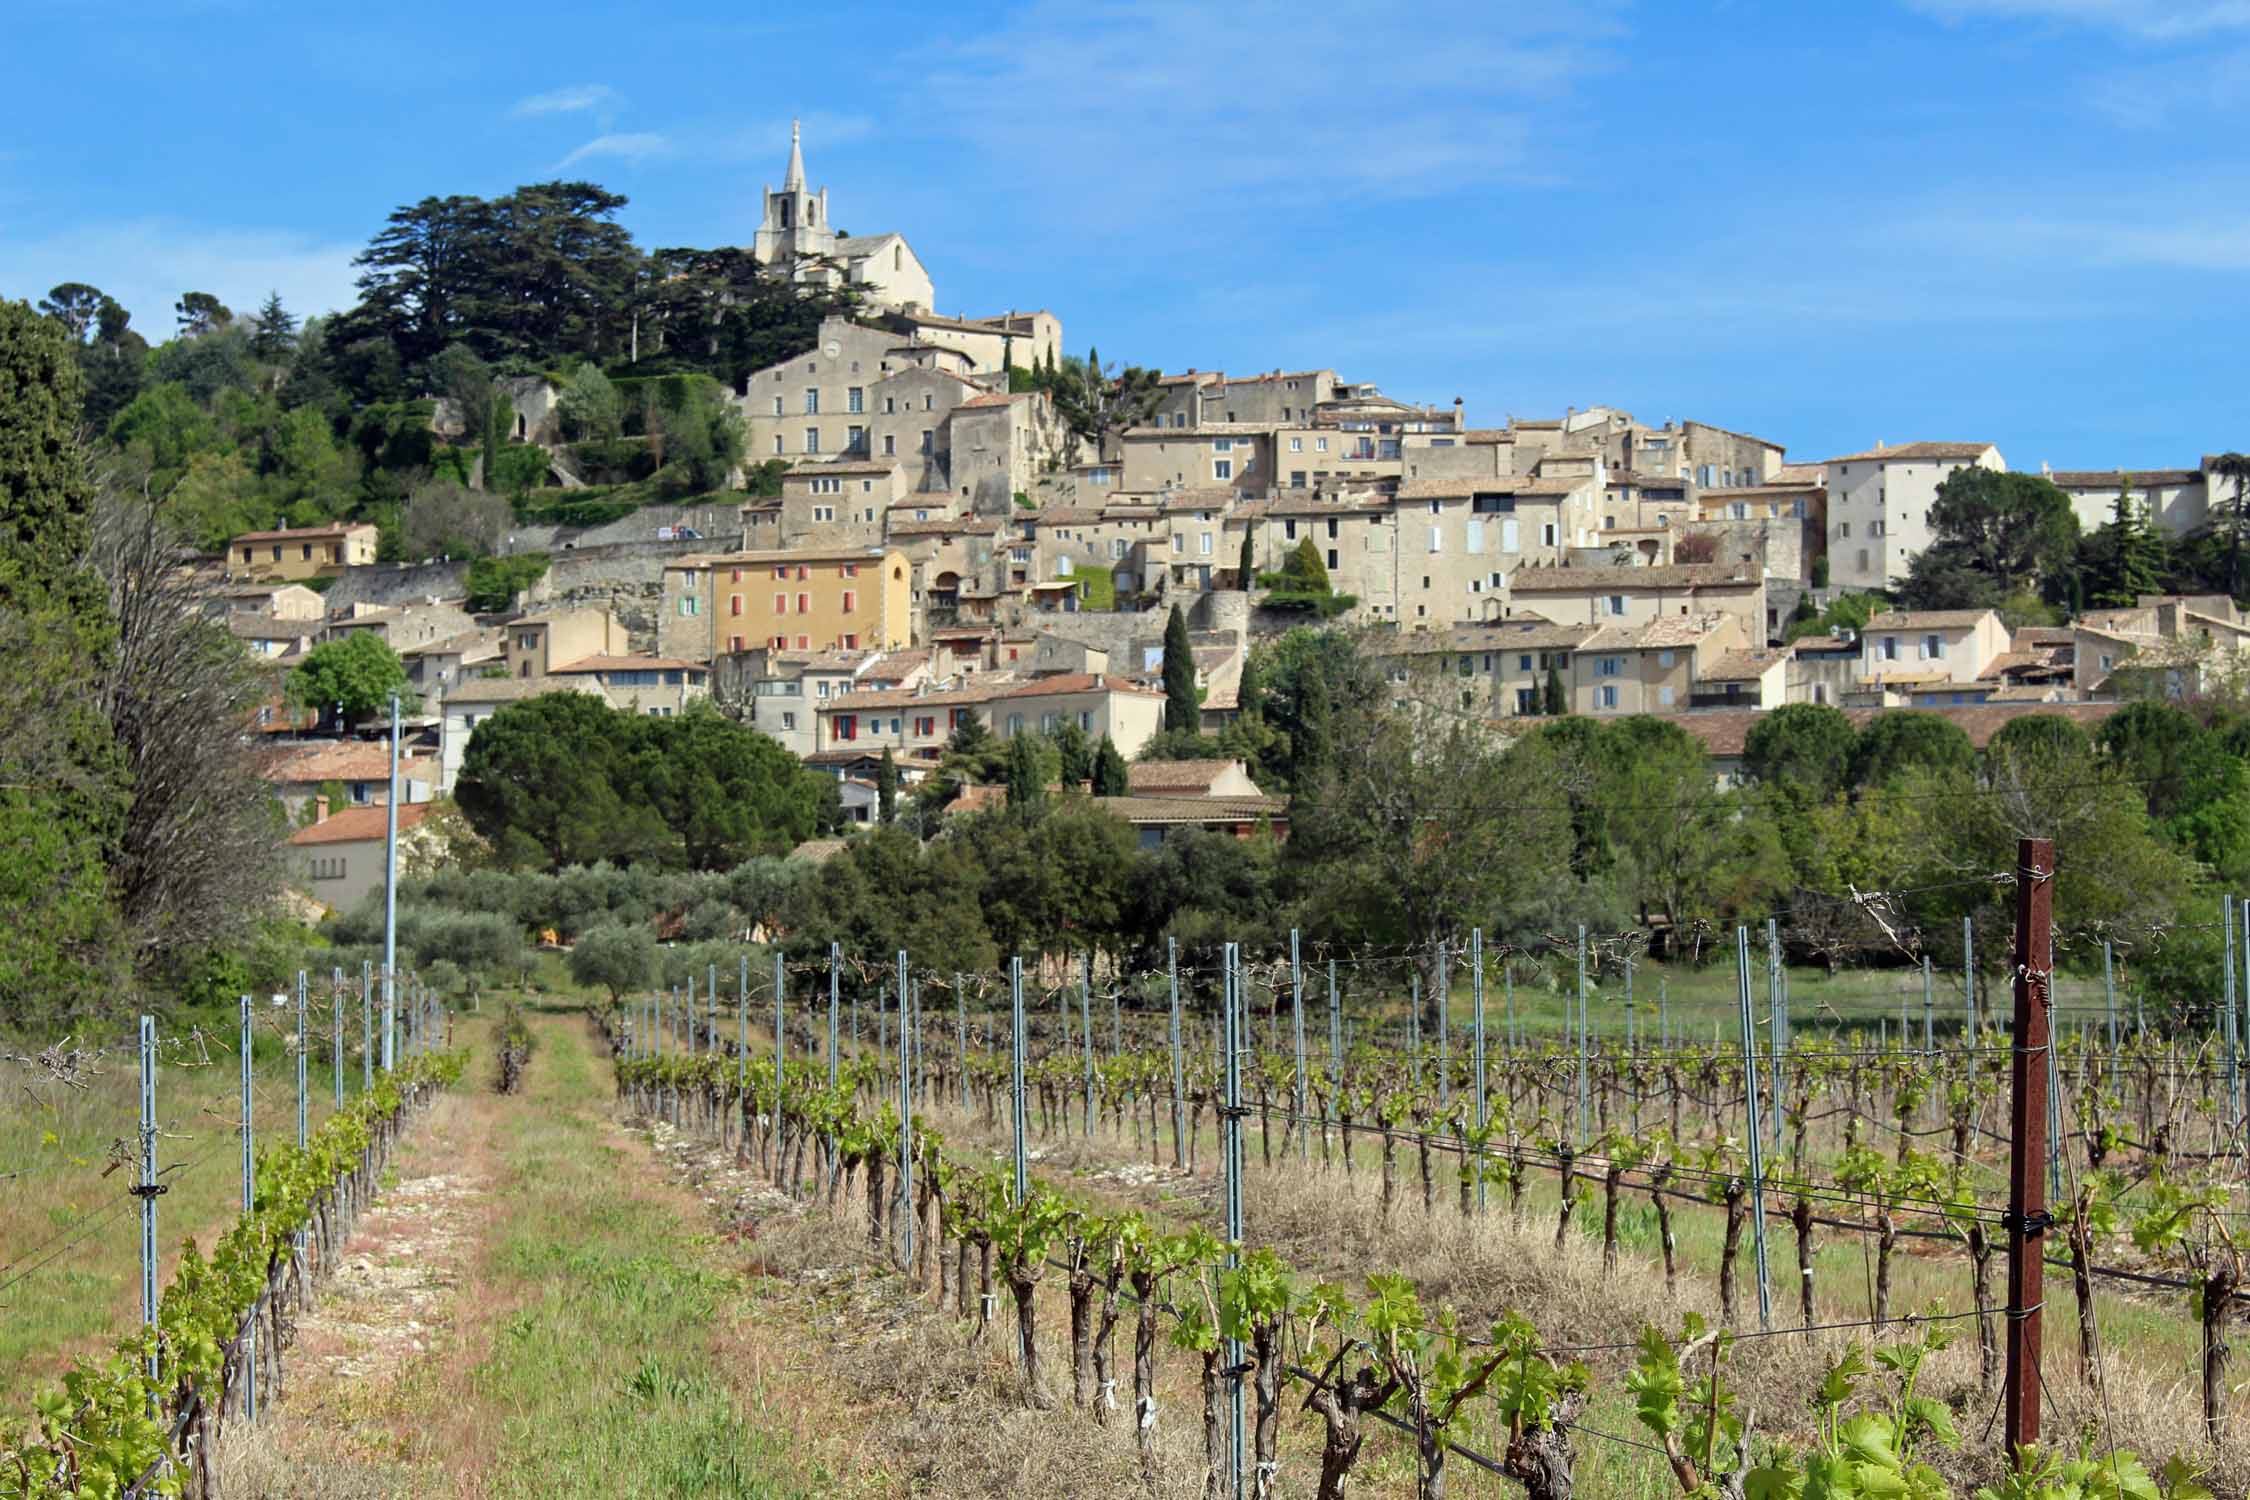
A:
786;459;899;477
1127;760;1242;793
1091;795;1287;824
1699;649;1786;682
2047;469;2202;489
289;802;433;846
551;654;707;674
956;393;1024;409
229;522;376;544
788;837;850;863
674;546;893;568
1394;476;1586;501
1864;610;1998;630
1825;442;1993;465
1663;702;2124;758
443;677;601;706
226;615;314;640
826;680;1016;711
1771;463;1828;486
992;673;1163;700
1507;563;1760;592
263;743;434;785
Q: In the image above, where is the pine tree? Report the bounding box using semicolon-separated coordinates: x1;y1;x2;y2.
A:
1092;735;1129;796
249;290;297;362
1162;605;1198;734
1543;661;1567;715
2084;476;2167;609
877;746;898;824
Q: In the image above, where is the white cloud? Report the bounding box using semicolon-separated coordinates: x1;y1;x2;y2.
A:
555;132;673;170
0;221;361;335
1905;0;2250;38
917;0;1615;236
510;83;623;118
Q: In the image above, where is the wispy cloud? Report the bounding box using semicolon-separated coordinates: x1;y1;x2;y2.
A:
0;221;362;333
555;132;672;170
2087;45;2250;125
917;0;1615;238
1904;0;2250;39
510;83;623;119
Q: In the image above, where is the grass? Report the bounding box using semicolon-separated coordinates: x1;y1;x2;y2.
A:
462;1011;817;1498
0;1004;385;1405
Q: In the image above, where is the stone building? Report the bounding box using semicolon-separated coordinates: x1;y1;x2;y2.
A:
661;546;912;660
752;122;934;312
1824;441;2004;591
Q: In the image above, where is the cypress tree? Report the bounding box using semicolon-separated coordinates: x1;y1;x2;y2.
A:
1238;527;1256;588
1162;604;1198;733
1005;733;1046;813
1093;735;1129;796
877;746;898;824
1543;661;1567;715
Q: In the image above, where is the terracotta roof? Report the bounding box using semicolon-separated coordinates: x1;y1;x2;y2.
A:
1825;442;1993;465
861;649;930;680
946;783;1012;815
1663;702;2124;758
229;522;377;544
443;677;602;706
956;393;1024;409
827;680;1014;711
1394;476;1586;501
788;837;850;863
992;673;1162;700
1434;620;1602;652
1699;649;1786;682
550;654;707;674
2047;469;2202;489
263;743;434;785
1507;563;1760;592
1695;483;1823;499
786;460;900;477
1771;463;1827;486
1462;428;1513;444
1217;369;1331;386
289;802;433;846
1127;760;1243;793
673;547;894;568
1864;610;1998;630
1584;614;1734;651
1091;795;1287;825
226;615;314;640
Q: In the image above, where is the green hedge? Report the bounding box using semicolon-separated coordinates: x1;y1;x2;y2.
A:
466;552;551;613
487;442;552;494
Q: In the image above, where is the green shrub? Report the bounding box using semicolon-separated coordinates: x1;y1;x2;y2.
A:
1075;565;1116;611
487;442;552;494
569;437;656;484
465;551;551;613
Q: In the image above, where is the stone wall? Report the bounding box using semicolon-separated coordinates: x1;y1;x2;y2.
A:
1678;517;1805;586
321;559;472;614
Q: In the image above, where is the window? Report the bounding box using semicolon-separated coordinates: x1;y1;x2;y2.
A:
1540;522;1557;547
848;425;864;450
1006;713;1024;735
843;563;859;577
1459;655;1474;677
841;590;857;613
1284;520;1298;540
729;595;742;616
1597;656;1623;677
796;593;810;614
1427;526;1442;553
679;596;700;616
1658;650;1676;668
1214;460;1233;480
781;711;796;730
884;434;896;456
1881;636;1900;661
884;395;897;414
1838;521;1851;538
804;427;820;452
920;430;933;455
836;715;857;742
1501;518;1520;552
772;396;784;416
923;394;934;411
1518;654;1533;671
1604;594;1625;617
1923;634;1945;660
1290;471;1306;488
1466;520;1484;554
1288;437;1302;452
915;715;935;737
1213;437;1233;453
848;387;864;413
1659;686;1675;707
1597;684;1619;709
774;594;789;615
1315;438;1328;452
1327;549;1339;569
1198;533;1212;555
1326;518;1338;539
805;389;819;414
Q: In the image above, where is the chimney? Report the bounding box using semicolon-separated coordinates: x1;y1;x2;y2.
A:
312;795;330;824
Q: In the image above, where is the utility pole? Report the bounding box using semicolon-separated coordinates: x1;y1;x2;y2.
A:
381;693;400;1072
2004;837;2055;1458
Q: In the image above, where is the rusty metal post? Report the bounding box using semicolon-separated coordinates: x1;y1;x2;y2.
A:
2004;836;2055;1459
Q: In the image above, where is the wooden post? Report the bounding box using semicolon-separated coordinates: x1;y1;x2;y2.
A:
2004;836;2055;1459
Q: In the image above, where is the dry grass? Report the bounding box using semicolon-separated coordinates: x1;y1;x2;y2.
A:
922;1100;2249;1499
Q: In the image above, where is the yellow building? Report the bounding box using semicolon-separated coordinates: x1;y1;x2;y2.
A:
225;522;379;581
661;547;913;660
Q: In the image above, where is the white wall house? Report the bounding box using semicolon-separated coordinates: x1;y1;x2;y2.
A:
1824;442;2004;591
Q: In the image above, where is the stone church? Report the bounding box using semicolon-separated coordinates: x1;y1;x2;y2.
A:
752;122;935;314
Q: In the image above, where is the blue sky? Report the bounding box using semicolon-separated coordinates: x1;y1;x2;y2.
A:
3;0;2244;470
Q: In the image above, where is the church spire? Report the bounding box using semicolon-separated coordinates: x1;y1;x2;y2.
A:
783;119;805;192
